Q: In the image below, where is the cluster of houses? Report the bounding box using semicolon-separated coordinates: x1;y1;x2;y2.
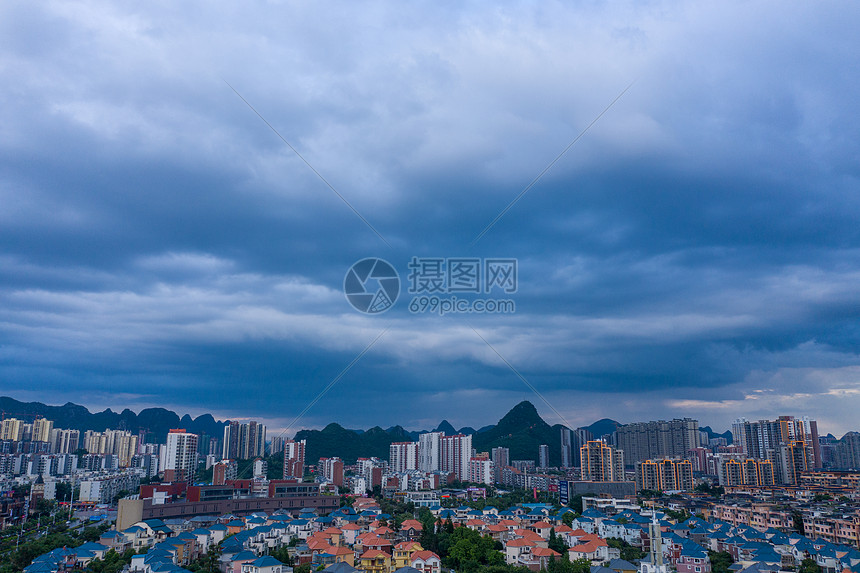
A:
22;497;860;573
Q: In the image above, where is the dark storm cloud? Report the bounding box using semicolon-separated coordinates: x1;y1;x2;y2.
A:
1;1;859;435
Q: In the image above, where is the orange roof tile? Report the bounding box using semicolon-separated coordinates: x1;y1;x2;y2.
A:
411;550;441;562
514;529;544;541
570;540;604;553
533;547;561;557
507;538;537;548
360;549;390;560
325;547;354;556
374;526;394;535
532;521;553;529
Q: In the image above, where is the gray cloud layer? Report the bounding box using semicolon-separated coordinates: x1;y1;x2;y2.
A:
1;1;859;435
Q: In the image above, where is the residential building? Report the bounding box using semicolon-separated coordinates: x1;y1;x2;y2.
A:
580;440;624;482
164;429;198;483
320;457;344;486
50;429;80;454
0;418;23;441
441;434;472;481
223;421;267;460
636;458;693;491
389;441;419;473
419;432;442;473
539;444;549;469
561;428;573;468
732;416;821;468
492;447;509;484
283;439;306;479
615;418;700;466
213;459;238;485
31;418;54;443
468;457;494;485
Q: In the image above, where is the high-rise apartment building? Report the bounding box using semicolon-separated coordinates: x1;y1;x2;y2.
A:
270;436;285;456
492;447;510;484
320;457;344;486
222;421;266;460
389;441;419;473
83;430;139;466
780;440;812;485
539;444;549;469
419;432;442;472
441;434;472;481
561;428;573;468
834;432;860;470
32;419;54;443
469;457;494;485
0;418;23;441
636;458;693;491
580;440;625;481
732;416;821;469
213;459;237;485
718;457;776;487
50;429;80;454
164;429;198;482
615;418;700;466
283;439;306;478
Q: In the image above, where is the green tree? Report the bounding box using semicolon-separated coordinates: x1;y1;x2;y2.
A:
709;550;734;573
549;527;568;553
663;509;690;522
444;527;504;572
799;558;822;573
547;555;592;573
562;512;575;527
792;510;805;534
608;538;646;562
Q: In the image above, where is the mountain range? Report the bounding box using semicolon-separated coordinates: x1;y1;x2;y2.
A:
0;395;735;464
295;401;628;464
0;396;226;443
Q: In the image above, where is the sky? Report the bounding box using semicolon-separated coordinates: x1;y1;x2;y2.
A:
2;1;859;438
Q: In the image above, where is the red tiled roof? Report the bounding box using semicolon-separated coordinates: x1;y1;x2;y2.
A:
570;540;605;554
325;546;354;556
411;551;441;562
533;547;561;557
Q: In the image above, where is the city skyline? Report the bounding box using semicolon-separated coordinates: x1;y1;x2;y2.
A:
1;3;859;435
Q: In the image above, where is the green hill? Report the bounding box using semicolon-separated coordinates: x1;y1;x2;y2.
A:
472;401;565;466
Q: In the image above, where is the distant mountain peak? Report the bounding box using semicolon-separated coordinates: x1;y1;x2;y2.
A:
434;420;457;435
497;400;546;430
